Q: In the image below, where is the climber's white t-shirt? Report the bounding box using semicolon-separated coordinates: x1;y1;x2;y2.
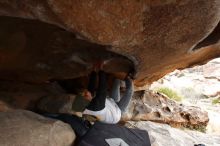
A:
83;98;121;124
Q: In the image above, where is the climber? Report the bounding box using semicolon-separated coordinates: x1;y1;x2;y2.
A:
42;61;134;134
82;68;134;124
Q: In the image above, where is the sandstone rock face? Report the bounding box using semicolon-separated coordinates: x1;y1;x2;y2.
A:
0;80;66;110
0;16;133;83
0;110;75;146
122;90;209;129
37;94;75;114
126;121;220;146
0;100;12;112
0;1;220;85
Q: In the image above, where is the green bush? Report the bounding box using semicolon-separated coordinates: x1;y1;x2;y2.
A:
212;98;220;105
157;87;183;102
185;125;206;133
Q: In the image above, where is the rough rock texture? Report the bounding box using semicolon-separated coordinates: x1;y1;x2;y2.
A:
150;58;220;134
0;80;66;110
0;16;133;83
122;90;209;129
0;100;12;112
0;80;80;115
0;110;75;146
37;94;75;114
0;1;220;85
126;121;220;146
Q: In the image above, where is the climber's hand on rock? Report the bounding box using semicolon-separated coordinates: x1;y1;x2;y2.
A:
126;69;136;80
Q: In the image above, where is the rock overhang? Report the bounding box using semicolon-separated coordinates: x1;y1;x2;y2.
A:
0;0;220;86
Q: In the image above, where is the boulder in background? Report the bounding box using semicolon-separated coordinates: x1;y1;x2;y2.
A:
0;110;75;146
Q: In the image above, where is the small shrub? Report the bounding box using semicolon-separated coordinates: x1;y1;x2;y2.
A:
195;126;207;133
183;125;207;133
212;98;220;105
157;87;183;102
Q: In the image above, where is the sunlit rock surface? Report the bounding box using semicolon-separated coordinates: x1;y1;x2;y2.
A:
151;58;220;97
122;90;209;129
0;110;75;146
126;121;220;146
0;1;220;85
150;58;220;134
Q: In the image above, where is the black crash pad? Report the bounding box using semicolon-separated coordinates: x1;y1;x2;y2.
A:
77;122;151;146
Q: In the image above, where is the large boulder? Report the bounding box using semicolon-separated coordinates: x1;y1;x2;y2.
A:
126;121;220;146
0;1;220;85
122;90;209;129
0;110;75;146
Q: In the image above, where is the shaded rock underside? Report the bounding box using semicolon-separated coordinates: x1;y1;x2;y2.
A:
0;1;220;86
